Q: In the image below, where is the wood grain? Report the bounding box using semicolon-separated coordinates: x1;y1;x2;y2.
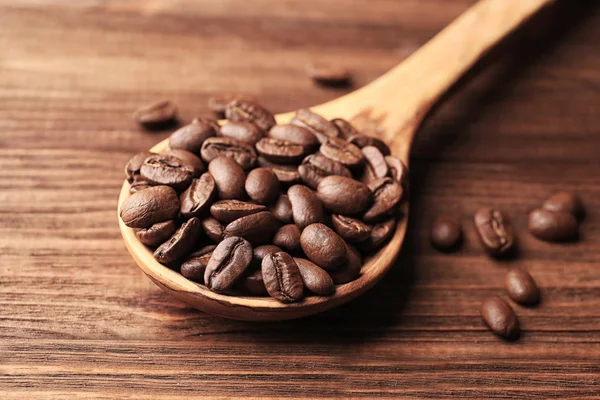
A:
1;0;600;398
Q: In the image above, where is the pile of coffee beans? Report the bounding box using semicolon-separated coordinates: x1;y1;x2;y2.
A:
122;99;407;303
430;191;584;341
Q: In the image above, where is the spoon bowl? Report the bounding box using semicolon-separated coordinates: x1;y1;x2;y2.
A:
118;0;553;321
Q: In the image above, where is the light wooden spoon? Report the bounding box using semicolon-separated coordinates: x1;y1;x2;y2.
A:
118;0;554;321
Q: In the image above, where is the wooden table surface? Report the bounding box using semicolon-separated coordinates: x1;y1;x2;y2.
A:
2;0;600;398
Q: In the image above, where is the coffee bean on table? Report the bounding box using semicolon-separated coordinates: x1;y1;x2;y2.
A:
481;296;520;340
154;217;202;265
360;146;388;183
201;217;224;242
306;65;351;87
222;211;280;246
169;118;218;153
136;220;178;247
255;137;306;164
528;208;577;242
208;156;247;200
320;137;363;169
261;251;304;303
200;137;257;170
140;154;195;192
330;243;362;284
474;208;515;257
245;167;280;205
505;268;540;305
331;214;371;243
204;236;253;293
317;175;372;215
208;94;257;118
251;244;282;269
359;218;396;252
272;224;302;253
268;124;319;150
363;178;403;223
129;177;151;194
225;99;276;131
270;194;293;224
163;149;205;178
210;200;267;224
288;185;328;230
120;185;180;228
180;245;217;283
347;134;391;156
300;223;347;271
298;153;351;190
237;269;268;296
133;100;178;130
219;121;265;145
385;156;408;185
125;152;154;183
430;216;462;252
542;191;584;220
290;109;339;143
294;258;335;295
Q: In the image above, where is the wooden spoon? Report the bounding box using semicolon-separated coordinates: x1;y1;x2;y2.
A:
118;0;554;321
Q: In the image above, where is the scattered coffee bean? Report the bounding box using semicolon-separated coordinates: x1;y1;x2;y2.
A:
347;134;391;156
261;252;304;303
133;100;178;130
359;218;396;252
136;220;178;247
180;245;216;283
330;243;362;284
219;121;265;145
298;153;352;190
320;137;363;169
363;178;403;223
201;137;257;170
270;194;293;224
272;224;302;253
331;214;371;243
179;173;217;218
169;118;217;153
163;149;205;178
317;175;372;216
120;185;180;228
542;191;584;220
300;223;347;271
307;65;351;87
208;94;257;118
255;137;306;164
430;216;462;252
210;200;267;224
291;109;339;143
385;156;408;185
154;217;201;265
204;236;253;293
481;296;520;340
140;154;195;192
201;217;224;242
288;185;328;230
237;268;268;296
528;208;577;242
360;146;388;183
245;167;280;205
474;208;515;257
505;268;540;306
208;156;247;200
251;244;282;269
222;211;280;246
225;99;276;132
125;152;154;183
268;124;319;150
295;258;335;295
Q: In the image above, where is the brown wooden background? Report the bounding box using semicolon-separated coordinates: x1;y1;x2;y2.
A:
2;0;600;398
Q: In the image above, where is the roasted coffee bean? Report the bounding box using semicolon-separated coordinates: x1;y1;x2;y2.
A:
290;109;339;143
245;168;280;205
270;194;293;224
208;94;257;118
208;156;247;200
252;244;282;269
528;208;577;242
129;176;151;194
288;185;328;230
474;208;515;257
294;258;335;295
257;157;301;186
360;146;388;183
359;218;396;252
272;224;302;253
210;200;267;224
140;154;195;191
163;149;205;178
300;223;347;271
133;100;177;129
136;220;178;247
385;156;408;185
331;214;371;243
154;217;201;264
268;124;319;150
120;185;180;228
223;211;280;246
200;137;257;170
330;243;362;284
204;236;253;293
505;268;540;306
169;118;217;153
317;175;372;216
347;134;390;156
219;121;265;145
298;153;352;190
179;173;216;218
225;99;276;131
481;296;520;340
201;217;224;242
331;118;360;140
180;245;216;283
307;65;351;86
125;152;154;183
255;137;306;164
542;191;584;220
237;269;268;296
363;178;403;223
261;252;304;303
430;216;462;252
320;137;363;169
